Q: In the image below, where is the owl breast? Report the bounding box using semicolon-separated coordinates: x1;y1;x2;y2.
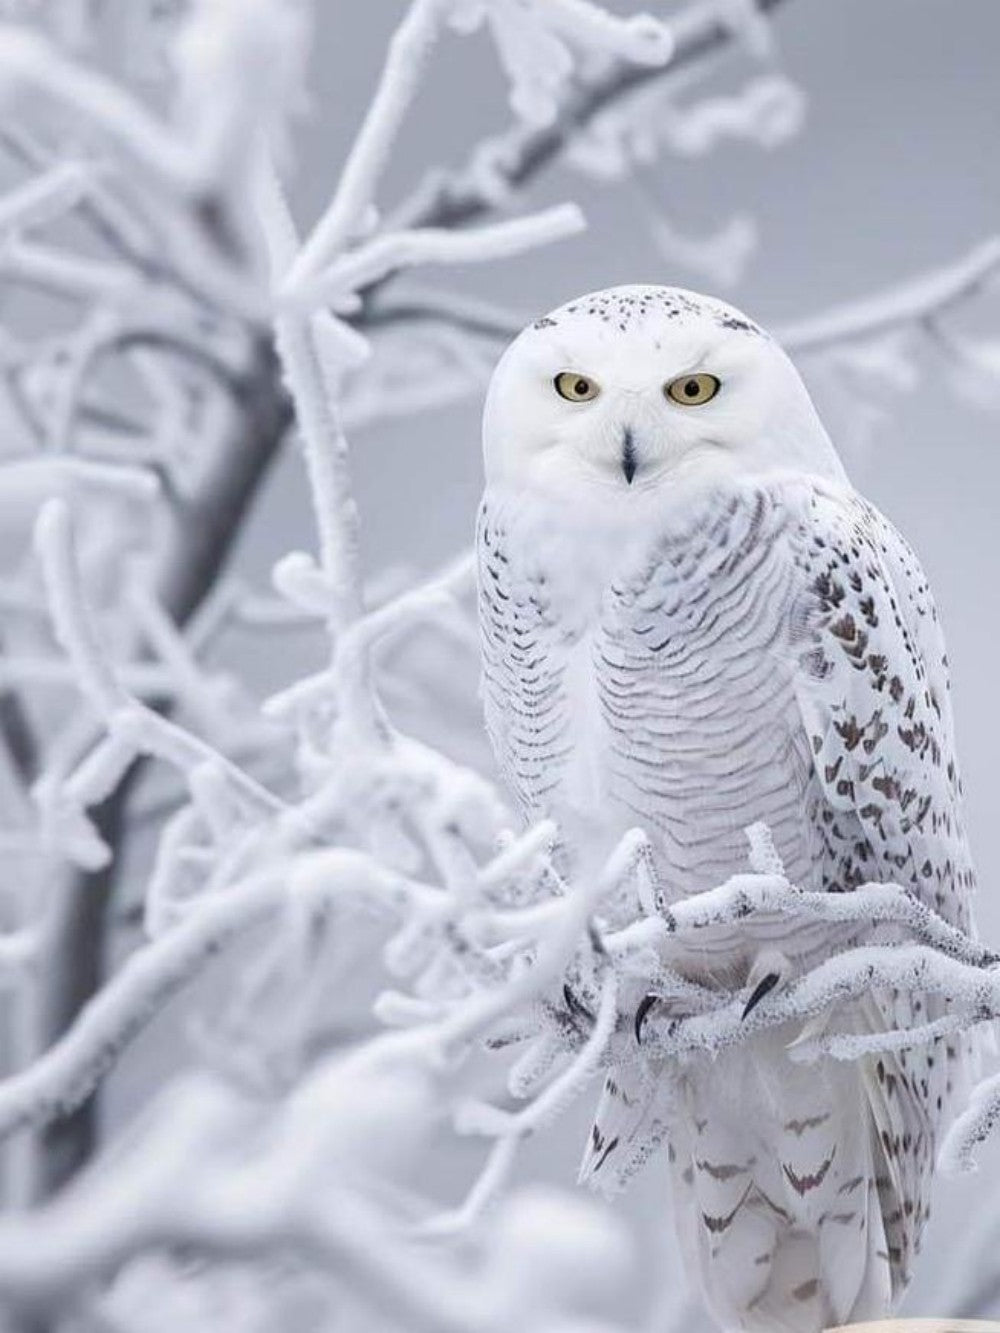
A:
479;482;824;895
595;487;823;893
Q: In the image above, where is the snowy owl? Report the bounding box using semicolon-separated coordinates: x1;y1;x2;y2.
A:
476;285;979;1332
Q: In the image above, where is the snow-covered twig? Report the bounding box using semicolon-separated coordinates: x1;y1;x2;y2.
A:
657;872;996;968
0;25;196;189
362;233;1000;364
778;236;1000;354
284;204;586;312
457;971;619;1138
642;943;1000;1062
264;550;474;721
942;1069;1000;1174
0;850;425;1143
0;161;94;233
389;0;789;236
287;0;451;288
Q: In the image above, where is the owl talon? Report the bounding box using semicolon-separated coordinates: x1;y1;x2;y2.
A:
635;993;659;1044
741;948;792;1021
742;971;781;1020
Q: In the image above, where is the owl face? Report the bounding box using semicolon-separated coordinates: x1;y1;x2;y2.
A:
483;285;845;501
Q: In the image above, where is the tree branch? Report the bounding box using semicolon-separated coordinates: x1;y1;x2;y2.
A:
777;235;1000;354
386;0;790;237
35;336;292;1198
356;232;1000;389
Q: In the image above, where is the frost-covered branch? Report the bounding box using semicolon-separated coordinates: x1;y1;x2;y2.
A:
387;0;789;237
284;204;585;313
778;236;1000;353
362;232;1000;354
0;1055;638;1332
941;1068;1000;1174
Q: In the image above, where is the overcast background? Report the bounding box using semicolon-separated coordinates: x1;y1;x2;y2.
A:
106;1;1000;1318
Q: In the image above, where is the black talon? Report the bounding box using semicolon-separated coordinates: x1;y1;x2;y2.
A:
742;971;781;1020
635;993;659;1044
563;983;595;1026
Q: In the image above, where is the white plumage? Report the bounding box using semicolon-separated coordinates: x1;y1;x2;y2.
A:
476;286;979;1332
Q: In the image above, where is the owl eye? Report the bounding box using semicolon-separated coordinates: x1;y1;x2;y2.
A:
665;373;721;406
554;371;600;402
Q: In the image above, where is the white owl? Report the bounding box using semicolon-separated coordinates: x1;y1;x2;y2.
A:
476;286;979;1332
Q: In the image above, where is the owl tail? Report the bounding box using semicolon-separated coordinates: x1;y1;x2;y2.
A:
665;1041;897;1333
578;1061;673;1197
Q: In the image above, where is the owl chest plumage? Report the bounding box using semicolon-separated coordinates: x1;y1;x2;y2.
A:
595;490;824;892
479;483;822;893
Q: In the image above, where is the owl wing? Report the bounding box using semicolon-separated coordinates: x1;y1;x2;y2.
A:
791;482;974;922
476;491;576;820
578;1060;675;1197
790;481;979;1294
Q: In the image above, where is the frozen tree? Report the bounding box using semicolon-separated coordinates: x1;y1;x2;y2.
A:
0;1;998;1330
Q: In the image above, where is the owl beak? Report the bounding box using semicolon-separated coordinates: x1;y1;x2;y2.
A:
621;427;637;484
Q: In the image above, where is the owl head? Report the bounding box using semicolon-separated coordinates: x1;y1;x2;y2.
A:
482;285;846;501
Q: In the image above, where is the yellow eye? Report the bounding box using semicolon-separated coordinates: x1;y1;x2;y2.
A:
554;371;600;402
665;372;721;406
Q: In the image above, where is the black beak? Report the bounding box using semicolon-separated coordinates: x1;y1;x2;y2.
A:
741;971;781;1021
621;428;637;485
